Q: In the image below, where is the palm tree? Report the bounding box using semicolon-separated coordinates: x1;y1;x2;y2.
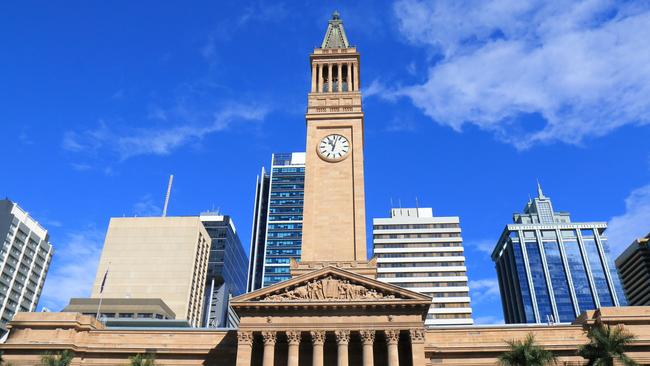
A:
578;324;638;366
498;333;557;366
40;350;74;366
129;353;156;366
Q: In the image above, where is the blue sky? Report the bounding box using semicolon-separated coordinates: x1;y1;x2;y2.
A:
1;0;649;324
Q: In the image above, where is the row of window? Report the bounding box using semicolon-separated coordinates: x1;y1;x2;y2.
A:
374;242;463;249
431;302;470;308
399;281;467;288
378;261;465;268
374;233;460;239
378;271;466;278
377;252;462;258
426;313;471;319
374;223;459;230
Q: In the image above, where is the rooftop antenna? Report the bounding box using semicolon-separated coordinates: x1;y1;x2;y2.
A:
162;174;174;217
415;197;420;217
398;198;402;209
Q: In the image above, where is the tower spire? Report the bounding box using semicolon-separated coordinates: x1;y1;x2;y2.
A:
536;179;545;199
321;11;350;49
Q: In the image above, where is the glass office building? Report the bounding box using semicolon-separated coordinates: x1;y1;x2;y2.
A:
492;184;627;324
247;152;305;291
200;214;248;328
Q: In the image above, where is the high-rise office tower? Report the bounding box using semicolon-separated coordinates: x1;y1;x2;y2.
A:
199;213;247;327
373;208;473;326
492;184;627;324
0;199;53;333
92;217;210;327
616;233;650;305
247;152;305;291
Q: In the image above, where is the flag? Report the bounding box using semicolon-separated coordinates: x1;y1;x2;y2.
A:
99;266;109;294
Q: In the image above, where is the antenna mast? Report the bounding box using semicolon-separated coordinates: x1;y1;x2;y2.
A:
162;174;174;217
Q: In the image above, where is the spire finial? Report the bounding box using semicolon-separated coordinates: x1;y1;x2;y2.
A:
536;179;545;198
332;10;340;20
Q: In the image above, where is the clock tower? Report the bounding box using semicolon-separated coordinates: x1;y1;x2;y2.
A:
301;12;367;263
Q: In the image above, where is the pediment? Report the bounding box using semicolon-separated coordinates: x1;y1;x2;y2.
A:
231;266;431;305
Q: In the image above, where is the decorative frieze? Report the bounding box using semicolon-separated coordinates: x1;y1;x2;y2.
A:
263;276;396;302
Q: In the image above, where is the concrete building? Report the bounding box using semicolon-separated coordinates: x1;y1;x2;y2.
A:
373;207;473;326
247;152;305;291
0;199;53;333
616;232;650;305
63;298;176;320
200;213;247;328
493;184;627;324
91;216;210;327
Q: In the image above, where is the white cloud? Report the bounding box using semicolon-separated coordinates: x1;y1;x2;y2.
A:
133;194;162;217
62;103;270;161
39;228;105;311
466;239;496;256
607;183;650;256
391;0;650;149
469;278;501;304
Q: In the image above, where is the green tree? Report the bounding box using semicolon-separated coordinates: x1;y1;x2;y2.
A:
129;353;156;366
498;333;557;366
578;324;638;366
40;350;74;366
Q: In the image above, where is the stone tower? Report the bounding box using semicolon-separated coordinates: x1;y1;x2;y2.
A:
301;11;367;263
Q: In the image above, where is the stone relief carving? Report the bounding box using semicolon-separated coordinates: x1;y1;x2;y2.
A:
360;329;376;344
262;331;277;345
237;331;253;346
286;330;301;345
409;328;426;343
335;330;350;344
310;330;326;345
262;276;396;301
385;329;400;345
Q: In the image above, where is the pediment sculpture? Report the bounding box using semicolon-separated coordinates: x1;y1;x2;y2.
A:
262;276;396;301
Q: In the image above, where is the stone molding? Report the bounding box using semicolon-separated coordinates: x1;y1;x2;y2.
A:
409;328;425;343
335;330;350;345
287;330;301;345
385;329;400;345
359;329;375;345
310;330;326;345
262;331;276;345
237;331;253;346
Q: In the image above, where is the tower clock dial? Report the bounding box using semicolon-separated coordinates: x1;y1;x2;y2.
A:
317;134;350;161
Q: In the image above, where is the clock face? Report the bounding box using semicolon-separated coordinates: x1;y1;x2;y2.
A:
318;134;350;161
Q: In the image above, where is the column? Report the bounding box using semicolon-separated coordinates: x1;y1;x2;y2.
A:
335;330;350;366
360;330;375;366
311;64;317;92
262;331;276;366
327;63;333;92
385;329;400;366
310;330;325;366
336;63;342;92
236;331;253;366
287;330;301;366
318;63;324;93
353;61;359;91
346;62;352;91
409;328;426;366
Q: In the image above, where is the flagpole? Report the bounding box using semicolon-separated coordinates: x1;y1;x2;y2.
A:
96;262;110;320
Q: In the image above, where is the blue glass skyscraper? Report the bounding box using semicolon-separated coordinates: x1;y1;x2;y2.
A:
492;184;627;324
247;152;305;291
200;214;248;328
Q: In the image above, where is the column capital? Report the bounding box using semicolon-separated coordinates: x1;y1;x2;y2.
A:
359;329;375;345
409;328;426;344
237;331;254;346
262;331;277;345
287;330;302;345
335;330;350;345
310;330;326;345
385;329;400;345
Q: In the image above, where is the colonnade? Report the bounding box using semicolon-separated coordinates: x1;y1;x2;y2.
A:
311;61;359;93
236;328;425;366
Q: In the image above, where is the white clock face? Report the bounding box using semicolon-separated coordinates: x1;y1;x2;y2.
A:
318;134;350;161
